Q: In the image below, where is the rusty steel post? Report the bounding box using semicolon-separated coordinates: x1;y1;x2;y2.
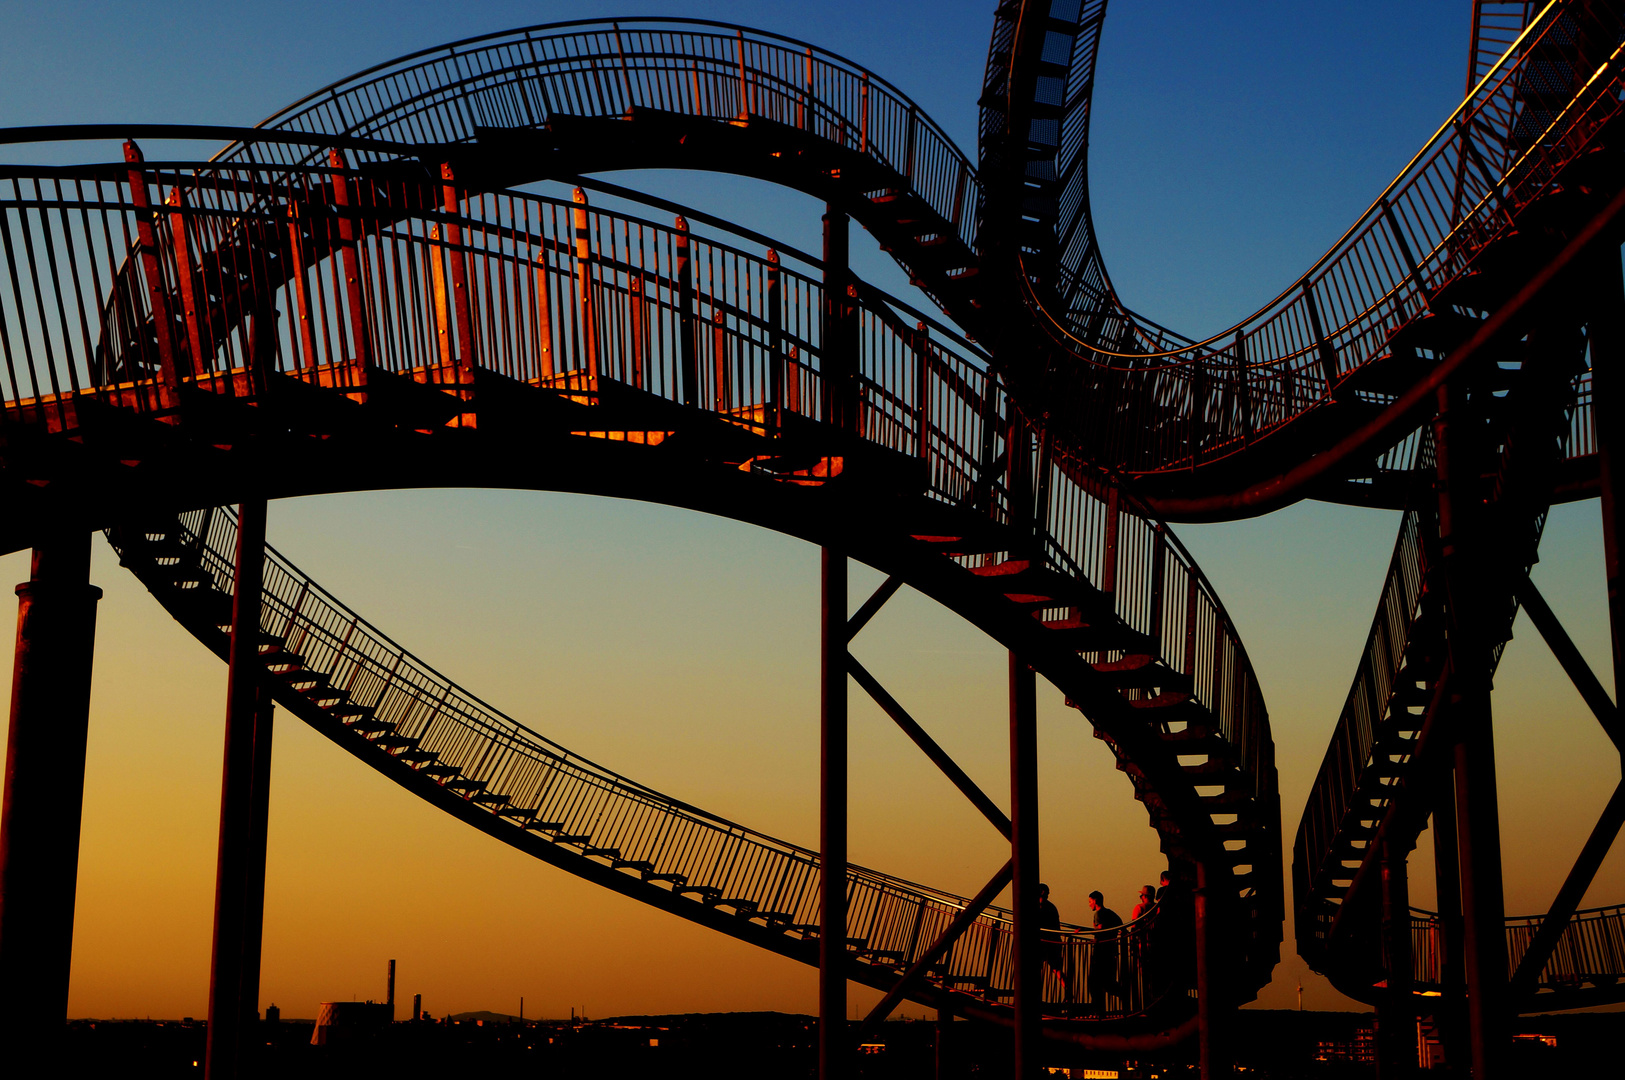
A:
0;530;101;1041
235;685;275;1030
820;544;848;1080
1195;859;1225;1078
204;500;268;1080
1434;382;1507;1080
934;1003;953;1080
1430;764;1466;1067
1009;653;1039;1080
823;207;856;434
1378;837;1416;1078
676;216;698;408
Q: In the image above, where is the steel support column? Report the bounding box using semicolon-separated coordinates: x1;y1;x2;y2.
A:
1435;384;1507;1079
1378;837;1415;1078
1195;860;1226;1078
819;545;848;1080
1593;248;1624;712
1430;766;1467;1067
235;686;275;1033
935;1003;953;1080
0;530;102;1040
823;207;856;433
1009;654;1039;1080
204;500;268;1080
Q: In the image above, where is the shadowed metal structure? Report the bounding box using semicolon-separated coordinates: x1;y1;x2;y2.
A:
0;3;1620;1079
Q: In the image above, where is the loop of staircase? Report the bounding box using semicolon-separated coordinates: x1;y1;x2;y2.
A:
984;0;1624;501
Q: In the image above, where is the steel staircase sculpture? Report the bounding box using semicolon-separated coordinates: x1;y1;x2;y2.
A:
0;166;1278;1045
2;2;1622;1073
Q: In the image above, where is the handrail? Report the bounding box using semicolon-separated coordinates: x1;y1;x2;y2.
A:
1403;903;1625;997
209;18;982;259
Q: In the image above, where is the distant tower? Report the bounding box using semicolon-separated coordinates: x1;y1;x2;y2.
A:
265;1004;280;1024
413;993;422;1023
386;960;397;1022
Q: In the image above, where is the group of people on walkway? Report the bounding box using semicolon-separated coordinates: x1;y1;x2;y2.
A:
1034;871;1190;1014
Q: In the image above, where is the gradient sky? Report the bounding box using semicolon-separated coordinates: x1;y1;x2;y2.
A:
0;0;1619;1022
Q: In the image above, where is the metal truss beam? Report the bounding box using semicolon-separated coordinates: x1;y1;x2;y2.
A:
846;655;1010;840
857;859;1014;1034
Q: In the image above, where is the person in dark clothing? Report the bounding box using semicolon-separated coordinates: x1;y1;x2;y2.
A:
1086;890;1123;1010
1036;883;1073;999
1149;871;1195;996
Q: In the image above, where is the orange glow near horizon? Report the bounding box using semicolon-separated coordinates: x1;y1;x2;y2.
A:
1;489;1615;1022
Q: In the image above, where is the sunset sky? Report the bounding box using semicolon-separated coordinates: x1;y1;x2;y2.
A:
0;0;1619;1022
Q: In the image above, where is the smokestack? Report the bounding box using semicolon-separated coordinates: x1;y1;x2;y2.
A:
386;960;396;1022
413;993;422;1023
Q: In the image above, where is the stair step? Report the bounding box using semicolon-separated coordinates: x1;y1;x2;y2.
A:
717;898;758;913
1092;653;1191;691
397;749;437;763
584;847;621;859
444;778;486;792
678;886;722;902
472;792;510;806
553;834;592;845
613;859;656;872
497;807;537;821
375;735;419;750
526;821;567;832
645;872;687;884
420;764;459;777
1042;615;1151;653
909;533;1005;556
347;717;394;734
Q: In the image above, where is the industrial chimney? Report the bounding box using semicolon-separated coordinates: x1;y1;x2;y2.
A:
387;959;396;1022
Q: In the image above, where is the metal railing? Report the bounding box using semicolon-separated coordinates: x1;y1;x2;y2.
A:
1404;904;1625;996
211;19;980;262
1015;0;1623;474
1294;498;1437;913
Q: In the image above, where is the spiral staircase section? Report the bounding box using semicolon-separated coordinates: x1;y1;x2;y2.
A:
984;0;1624;512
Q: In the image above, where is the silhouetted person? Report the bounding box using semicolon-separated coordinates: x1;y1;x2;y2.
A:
1150;870;1195;997
1126;884;1157;1003
1037;883;1073;999
1155;870;1171;901
1086;890;1122;1011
